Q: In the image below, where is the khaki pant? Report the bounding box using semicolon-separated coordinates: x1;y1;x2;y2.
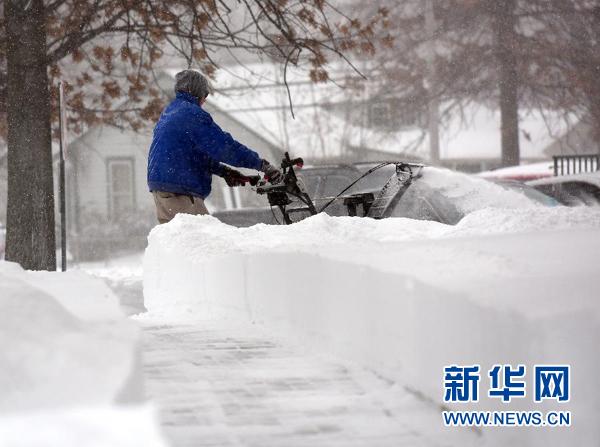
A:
152;191;209;224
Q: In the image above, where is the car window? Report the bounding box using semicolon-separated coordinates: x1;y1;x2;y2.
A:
391;180;463;224
298;166;398;199
349;165;398;193
560;182;600;206
533;184;562;202
319;174;354;197
496;181;559;206
536;181;600;206
517;185;560;206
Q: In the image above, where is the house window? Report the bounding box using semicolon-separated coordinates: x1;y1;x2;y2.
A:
107;158;135;217
369;98;427;130
369;101;392;128
397;105;424;129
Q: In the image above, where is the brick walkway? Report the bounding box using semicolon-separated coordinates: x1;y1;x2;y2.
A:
140;320;477;447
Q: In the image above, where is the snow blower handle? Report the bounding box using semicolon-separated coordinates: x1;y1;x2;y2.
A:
281;154;304;170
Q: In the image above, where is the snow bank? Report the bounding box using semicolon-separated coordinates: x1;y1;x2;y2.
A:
0;405;166;447
0;261;167;446
0;262;141;412
144;212;600;446
144;207;600;264
0;262;164;447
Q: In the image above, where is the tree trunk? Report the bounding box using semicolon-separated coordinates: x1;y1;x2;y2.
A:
492;0;520;167
5;0;56;271
424;0;440;165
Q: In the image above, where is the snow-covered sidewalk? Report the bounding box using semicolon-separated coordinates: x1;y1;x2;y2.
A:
139;318;477;447
142;210;600;446
81;256;475;446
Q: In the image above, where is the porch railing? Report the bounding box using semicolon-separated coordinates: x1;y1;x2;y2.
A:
553;154;599;176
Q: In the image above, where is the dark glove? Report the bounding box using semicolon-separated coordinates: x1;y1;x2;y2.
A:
222;166;248;187
260;159;283;184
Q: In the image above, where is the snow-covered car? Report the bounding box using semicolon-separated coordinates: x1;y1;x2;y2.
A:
490;179;560;207
213;161;554;227
526;172;600;206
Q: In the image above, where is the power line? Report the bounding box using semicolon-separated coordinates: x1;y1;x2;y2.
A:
216;77;363;92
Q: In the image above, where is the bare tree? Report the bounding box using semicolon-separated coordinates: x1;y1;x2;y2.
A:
0;0;389;270
398;0;524;166
366;0;600;165
523;0;600;153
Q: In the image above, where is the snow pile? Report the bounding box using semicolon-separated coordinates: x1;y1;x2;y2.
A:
144;207;600;263
0;405;165;447
0;261;166;446
449;206;600;237
144;212;600;446
421;167;539;213
0;262;140;411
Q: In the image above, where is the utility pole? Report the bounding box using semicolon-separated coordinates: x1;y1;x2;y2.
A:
425;0;440;165
58;81;67;271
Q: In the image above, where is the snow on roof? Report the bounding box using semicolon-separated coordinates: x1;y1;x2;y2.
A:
478;161;555;181
440;108;568;160
165;64;571;162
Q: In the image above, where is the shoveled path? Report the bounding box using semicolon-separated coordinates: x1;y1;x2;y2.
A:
139;319;477;447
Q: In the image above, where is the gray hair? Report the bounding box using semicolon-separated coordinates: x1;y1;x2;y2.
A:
174;70;212;100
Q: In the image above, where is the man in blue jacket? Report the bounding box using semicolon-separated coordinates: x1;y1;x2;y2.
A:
148;70;282;223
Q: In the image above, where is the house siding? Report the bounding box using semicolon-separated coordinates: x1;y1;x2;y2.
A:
71;126;153;218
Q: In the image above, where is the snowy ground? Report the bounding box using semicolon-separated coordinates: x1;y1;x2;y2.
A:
0;405;166;447
79;252;145;316
81;255;477;447
9;200;596;446
140;319;478;447
79;254;477;447
0;261;167;446
143;207;600;447
0;262;141;411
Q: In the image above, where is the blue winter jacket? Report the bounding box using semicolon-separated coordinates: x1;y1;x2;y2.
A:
147;91;263;198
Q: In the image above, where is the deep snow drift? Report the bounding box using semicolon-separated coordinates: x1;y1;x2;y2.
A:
144;207;600;447
0;405;165;447
418;166;542;212
145;206;600;263
0;262;167;447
